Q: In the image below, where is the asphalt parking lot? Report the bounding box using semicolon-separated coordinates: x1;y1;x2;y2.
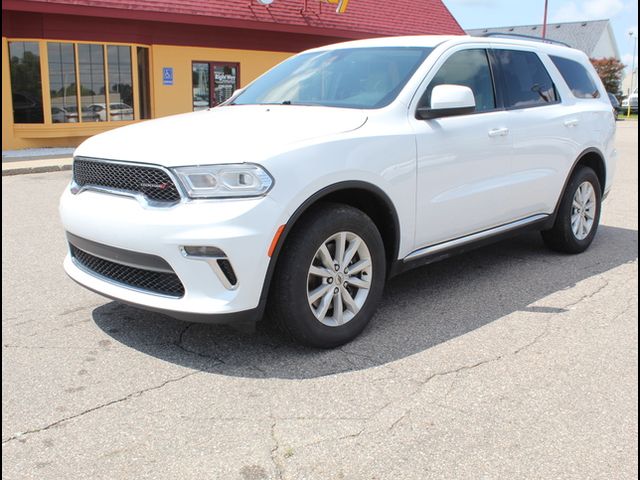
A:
2;122;638;480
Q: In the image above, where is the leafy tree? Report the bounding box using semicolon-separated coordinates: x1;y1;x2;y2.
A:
590;57;626;97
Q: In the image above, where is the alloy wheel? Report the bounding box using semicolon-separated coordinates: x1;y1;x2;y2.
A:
306;231;373;327
571;181;597;240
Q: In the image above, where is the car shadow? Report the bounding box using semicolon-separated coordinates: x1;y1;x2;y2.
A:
93;225;638;379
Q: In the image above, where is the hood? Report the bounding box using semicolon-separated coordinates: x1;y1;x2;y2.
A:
75;105;368;167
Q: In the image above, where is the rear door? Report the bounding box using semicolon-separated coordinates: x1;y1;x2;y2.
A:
490;48;582;218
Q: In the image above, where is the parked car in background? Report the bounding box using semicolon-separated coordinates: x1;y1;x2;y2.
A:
61;35;617;347
87;103;134;121
607;92;621;120
193;94;210;111
12;92;44;123
621;87;638;113
51;106;70;123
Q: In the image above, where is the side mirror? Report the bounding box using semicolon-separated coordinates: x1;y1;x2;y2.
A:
416;84;476;120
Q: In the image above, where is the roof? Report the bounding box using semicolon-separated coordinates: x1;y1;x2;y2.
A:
3;0;465;38
466;19;612;57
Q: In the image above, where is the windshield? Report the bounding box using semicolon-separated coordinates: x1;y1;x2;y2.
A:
231;47;433;109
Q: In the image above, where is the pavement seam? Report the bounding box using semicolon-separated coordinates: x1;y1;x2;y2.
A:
1;371;199;445
270;417;285;480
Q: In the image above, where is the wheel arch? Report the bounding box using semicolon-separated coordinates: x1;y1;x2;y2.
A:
255;181;401;319
570;147;607;195
552;147;607;221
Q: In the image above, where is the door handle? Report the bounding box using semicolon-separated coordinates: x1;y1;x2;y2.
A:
488;127;509;137
564;119;580;127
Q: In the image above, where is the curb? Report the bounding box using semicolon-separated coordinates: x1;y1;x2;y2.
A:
2;164;72;176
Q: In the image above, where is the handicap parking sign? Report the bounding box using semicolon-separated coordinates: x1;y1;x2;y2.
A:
163;67;173;86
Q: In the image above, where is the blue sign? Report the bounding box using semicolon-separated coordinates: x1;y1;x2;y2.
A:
162;67;173;86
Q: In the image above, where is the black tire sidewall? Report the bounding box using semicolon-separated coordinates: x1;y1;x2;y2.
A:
271;203;386;348
555;166;602;252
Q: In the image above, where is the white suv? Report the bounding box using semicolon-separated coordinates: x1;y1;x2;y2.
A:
60;36;616;348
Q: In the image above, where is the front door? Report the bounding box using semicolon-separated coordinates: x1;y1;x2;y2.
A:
411;47;515;248
192;62;239;111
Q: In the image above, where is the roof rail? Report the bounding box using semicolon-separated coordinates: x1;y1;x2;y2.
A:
479;32;571;48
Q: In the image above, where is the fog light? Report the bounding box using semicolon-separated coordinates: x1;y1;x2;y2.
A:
181;246;225;258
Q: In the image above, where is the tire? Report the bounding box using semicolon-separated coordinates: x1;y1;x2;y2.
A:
541;165;602;254
269;202;386;348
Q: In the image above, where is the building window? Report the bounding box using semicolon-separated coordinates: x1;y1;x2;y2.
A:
6;40;147;126
8;41;44;124
78;44;107;122
107;46;134;121
136;47;152;119
48;42;79;123
192;62;239;111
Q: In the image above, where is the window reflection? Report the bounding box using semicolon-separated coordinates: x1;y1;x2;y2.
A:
9;42;44;124
214;65;238;105
107;46;134;121
48;43;79;123
192;63;210;111
78;44;106;122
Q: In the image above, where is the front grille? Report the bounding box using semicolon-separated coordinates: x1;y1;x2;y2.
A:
70;245;185;297
73;158;181;203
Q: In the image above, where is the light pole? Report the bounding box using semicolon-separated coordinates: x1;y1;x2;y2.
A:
542;0;549;39
627;29;637;118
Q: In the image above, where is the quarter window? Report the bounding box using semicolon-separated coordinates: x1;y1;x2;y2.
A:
494;50;558;108
420;49;496;113
550;55;600;99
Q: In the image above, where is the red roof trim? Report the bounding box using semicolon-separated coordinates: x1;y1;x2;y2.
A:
2;0;382;38
3;0;465;37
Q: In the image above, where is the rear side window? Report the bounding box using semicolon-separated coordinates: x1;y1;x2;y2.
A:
494;49;558;108
550;55;600;99
420;49;496;112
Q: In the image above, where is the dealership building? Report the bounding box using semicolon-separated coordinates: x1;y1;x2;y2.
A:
1;0;463;151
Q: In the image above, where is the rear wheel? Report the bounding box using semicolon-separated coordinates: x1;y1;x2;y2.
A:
270;203;386;348
542;166;602;253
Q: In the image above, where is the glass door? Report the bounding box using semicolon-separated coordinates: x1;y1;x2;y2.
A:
192;62;239;111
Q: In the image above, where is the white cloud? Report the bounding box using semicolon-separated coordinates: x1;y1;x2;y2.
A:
552;0;626;22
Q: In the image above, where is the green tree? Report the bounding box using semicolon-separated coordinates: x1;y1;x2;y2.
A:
590;57;626;97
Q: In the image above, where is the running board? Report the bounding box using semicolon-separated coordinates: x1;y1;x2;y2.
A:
403;214;549;263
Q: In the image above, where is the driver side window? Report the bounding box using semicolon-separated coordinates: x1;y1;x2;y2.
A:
420;49;496;113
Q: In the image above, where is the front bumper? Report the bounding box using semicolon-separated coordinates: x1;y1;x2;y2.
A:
60;186;285;323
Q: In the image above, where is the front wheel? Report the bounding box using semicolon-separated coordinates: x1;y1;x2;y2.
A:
269;203;386;348
542;165;602;253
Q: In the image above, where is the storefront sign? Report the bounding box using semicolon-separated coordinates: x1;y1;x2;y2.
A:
163;67;174;86
325;0;350;14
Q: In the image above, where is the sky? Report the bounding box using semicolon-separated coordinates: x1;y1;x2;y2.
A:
443;0;638;75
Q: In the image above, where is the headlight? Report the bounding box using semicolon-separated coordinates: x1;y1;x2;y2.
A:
173;164;274;199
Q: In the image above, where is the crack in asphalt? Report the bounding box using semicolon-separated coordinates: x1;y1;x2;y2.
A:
172;323;271;376
269;418;285;480
2;371;199;445
563;278;611;310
